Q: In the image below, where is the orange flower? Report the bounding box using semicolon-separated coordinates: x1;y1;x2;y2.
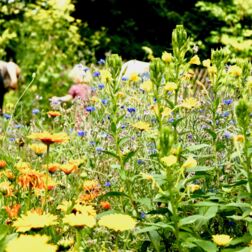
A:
0;160;7;168
83;180;100;192
48;111;61;117
100;201;111;210
18;169;45;190
43;163;60;173
4;170;15;181
60;163;78;175
5;204;21;219
0;181;13;196
28;132;69;145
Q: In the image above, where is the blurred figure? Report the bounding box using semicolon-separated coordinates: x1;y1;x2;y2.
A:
0;61;21;114
51;64;93;103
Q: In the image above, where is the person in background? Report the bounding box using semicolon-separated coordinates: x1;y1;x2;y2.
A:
0;61;21;115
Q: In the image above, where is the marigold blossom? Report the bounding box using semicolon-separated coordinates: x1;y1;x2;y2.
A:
28;132;69;145
63;213;96;228
6;234;57;252
98;214;137;231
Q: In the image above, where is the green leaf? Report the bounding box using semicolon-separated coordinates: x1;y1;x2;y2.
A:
148;230;161;252
123;149;137;165
193;240;217;252
204;128;217;140
179;215;206;227
204;206;218;219
186;144;209;152
194;202;219;207
135;226;160;234
118;136;130;147
98;191;129;200
187;166;214;172
102;150;120;160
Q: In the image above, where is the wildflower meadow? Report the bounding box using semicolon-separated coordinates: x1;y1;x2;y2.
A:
1;23;252;252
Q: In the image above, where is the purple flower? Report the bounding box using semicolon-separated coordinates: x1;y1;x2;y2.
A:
168;118;174;123
77;130;86;137
122;76;128;81
127;107;136;113
140;212;146;219
98;59;105;65
222;111;230;117
102;99;108;105
3;113;11;120
93;71;100;77
32;109;40;115
96;147;104;152
223;99;233;105
98;83;105;89
86;106;95;112
137;159;144;165
104;181;111;187
224;131;231;139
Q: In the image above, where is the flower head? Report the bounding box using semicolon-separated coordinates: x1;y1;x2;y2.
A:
6;234;57;252
28;132;69;145
47;111;61;117
181;98;199;109
161;51;172;63
189;55;201;65
129;72;140;82
182;156;197;169
140;80;153;92
63;213;96;228
132;121;151;131
98;214;136;231
29;144;47;155
161;155;177;167
212;234;232;246
0;160;7;168
164;82;177;92
13;211;58;232
228;65;242;77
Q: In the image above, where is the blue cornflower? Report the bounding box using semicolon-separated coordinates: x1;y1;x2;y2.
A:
89;141;96;146
83;67;89;72
96;147;104;152
98;59;105;65
223;99;233;105
86;106;95;112
9;137;15;142
168;118;174;123
93;71;100;77
122;76;128;81
187;133;193;139
104;181;111;187
140;212;146;219
127;107;136;113
121;124;126;129
222;111;230;117
137;159;144;165
32;109;40;115
15;124;23;129
98;83;105;89
3;113;11;120
77;130;86;137
224;131;231;139
91;87;97;92
102;99;108;105
153;98;157;103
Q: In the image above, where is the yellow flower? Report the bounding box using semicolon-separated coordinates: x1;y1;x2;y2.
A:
228;65;242;77
100;69;112;83
181;97;199;109
189;55;201;65
182;156;197;169
90;96;99;103
246;76;252;88
98;214;136;231
141;172;153;181
28;132;69;145
202;59;211;68
73;204;96;216
57;237;74;248
212;234;232;246
15;161;31;171
13;211;58;232
29;144;47;155
170;146;181;155
129;72;140;82
233;134;245;143
207;65;217;75
140;80;153;92
164;82;177;92
161;51;172;63
161;155;177;166
6;234;57;252
57;200;72;213
187;184;201;192
0;160;7;168
117;92;126;99
63;213;96;228
132;121;151;131
162;107;172;118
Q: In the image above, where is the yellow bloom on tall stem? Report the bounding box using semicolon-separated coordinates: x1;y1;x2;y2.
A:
29;144;47;155
164;82;177;92
182;156;197;169
228;65;242;77
5;234;57;252
161;155;177;166
189;55;201;65
132;121;151;131
98;214;136;231
181;97;199;109
212;234;232;246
